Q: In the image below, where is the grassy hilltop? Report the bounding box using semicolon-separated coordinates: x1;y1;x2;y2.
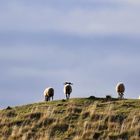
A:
0;97;140;140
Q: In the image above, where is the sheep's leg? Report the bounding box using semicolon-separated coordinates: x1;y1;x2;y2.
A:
66;94;67;99
52;96;53;101
118;93;121;99
66;94;68;100
45;96;47;101
118;93;123;99
66;94;70;100
121;93;124;99
120;94;122;99
68;94;70;99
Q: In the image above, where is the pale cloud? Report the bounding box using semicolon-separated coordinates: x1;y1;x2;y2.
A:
0;0;140;36
125;0;140;5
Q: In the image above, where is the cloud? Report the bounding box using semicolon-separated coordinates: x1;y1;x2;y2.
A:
126;0;140;5
0;0;140;36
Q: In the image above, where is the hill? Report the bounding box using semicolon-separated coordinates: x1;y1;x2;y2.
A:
0;98;140;140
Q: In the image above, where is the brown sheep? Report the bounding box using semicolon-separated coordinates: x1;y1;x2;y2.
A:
116;83;125;99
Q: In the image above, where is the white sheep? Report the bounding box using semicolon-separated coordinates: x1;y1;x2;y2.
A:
138;96;140;99
44;87;54;101
116;82;125;99
63;82;73;100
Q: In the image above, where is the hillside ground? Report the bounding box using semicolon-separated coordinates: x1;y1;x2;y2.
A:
0;97;140;140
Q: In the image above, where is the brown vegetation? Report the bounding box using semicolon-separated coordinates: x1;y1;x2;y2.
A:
0;98;140;140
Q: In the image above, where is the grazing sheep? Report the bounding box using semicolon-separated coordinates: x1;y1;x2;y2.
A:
64;82;73;100
138;96;140;99
116;82;125;99
44;87;54;101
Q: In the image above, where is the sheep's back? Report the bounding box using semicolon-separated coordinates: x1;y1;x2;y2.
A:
116;83;125;93
64;85;72;94
44;87;54;97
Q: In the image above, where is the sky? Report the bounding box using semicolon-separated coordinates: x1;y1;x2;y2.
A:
0;0;140;108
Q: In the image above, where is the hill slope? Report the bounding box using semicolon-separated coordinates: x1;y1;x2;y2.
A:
0;98;140;140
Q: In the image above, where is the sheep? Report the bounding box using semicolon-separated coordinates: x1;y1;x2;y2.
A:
116;82;125;99
138;96;140;99
64;82;73;100
44;87;54;101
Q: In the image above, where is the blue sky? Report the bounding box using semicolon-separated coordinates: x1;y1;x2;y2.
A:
0;0;140;108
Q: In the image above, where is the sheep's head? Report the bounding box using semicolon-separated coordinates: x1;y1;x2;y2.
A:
64;82;73;85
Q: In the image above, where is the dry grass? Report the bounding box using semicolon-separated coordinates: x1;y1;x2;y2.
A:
0;98;140;140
